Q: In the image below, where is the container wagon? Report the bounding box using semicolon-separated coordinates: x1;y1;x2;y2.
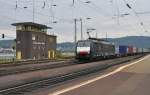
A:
119;46;128;56
127;46;133;55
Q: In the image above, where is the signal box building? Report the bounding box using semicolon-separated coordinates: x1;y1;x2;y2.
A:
12;22;57;60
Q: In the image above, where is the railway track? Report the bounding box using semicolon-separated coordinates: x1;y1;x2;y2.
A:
0;59;73;68
0;54;144;95
0;55;136;77
0;60;80;77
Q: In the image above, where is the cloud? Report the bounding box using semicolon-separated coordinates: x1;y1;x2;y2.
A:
0;0;150;42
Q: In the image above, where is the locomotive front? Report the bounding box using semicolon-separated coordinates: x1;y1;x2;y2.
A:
76;40;91;60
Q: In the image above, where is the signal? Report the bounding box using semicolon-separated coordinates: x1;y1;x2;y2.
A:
2;34;4;38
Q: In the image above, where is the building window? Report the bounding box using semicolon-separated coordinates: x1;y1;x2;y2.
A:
31;26;36;32
49;37;54;43
41;29;47;32
36;36;39;41
28;26;31;31
22;26;25;30
33;56;36;59
25;26;28;30
16;25;22;30
16;40;21;44
33;46;36;50
32;35;36;40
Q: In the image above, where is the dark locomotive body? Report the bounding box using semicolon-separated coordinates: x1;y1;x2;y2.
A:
76;38;115;60
76;38;150;61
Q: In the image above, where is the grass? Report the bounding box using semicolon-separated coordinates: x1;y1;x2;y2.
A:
0;52;74;64
0;59;16;64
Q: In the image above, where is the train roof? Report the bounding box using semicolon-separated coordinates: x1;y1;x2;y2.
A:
88;38;108;41
78;38;114;45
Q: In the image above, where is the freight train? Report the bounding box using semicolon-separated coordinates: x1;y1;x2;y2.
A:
75;38;150;60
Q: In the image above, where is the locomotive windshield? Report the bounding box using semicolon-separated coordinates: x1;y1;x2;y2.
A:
77;41;91;47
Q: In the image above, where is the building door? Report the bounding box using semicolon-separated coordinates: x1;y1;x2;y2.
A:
48;50;55;59
16;51;21;60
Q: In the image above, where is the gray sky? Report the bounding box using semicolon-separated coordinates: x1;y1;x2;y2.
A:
0;0;150;42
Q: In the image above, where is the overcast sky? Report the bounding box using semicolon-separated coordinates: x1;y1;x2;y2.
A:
0;0;150;42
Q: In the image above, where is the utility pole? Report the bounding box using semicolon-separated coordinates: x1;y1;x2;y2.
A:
33;0;35;22
73;0;75;5
95;31;98;38
74;17;91;42
106;32;108;41
74;19;77;44
80;18;83;40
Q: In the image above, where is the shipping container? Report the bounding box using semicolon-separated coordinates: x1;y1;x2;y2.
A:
138;48;143;53
127;46;133;54
133;47;137;53
143;48;149;53
119;46;128;56
115;46;119;55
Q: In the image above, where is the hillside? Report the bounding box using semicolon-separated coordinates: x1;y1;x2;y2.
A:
57;36;150;52
0;40;15;48
57;42;75;52
0;36;150;51
107;36;150;48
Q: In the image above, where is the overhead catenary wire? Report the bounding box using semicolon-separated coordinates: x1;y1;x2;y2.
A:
0;0;73;23
115;0;120;25
45;0;55;24
122;0;148;32
15;1;18;10
110;0;127;37
136;11;150;15
1;0;150;39
77;0;118;27
76;0;124;27
72;0;75;6
86;1;112;17
109;0;143;36
0;0;77;39
32;0;35;22
77;0;113;17
50;0;56;23
42;0;46;9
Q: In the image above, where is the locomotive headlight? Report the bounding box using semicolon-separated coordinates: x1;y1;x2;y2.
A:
77;47;90;54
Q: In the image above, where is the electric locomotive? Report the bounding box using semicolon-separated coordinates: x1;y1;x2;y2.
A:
76;38;115;60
